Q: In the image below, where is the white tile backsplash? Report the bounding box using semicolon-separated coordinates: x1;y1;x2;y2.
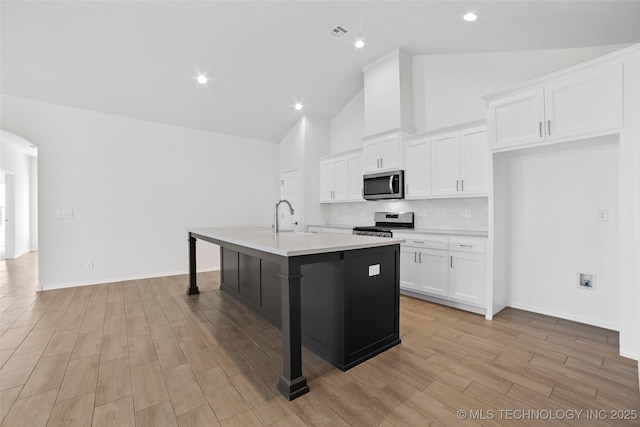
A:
328;198;488;231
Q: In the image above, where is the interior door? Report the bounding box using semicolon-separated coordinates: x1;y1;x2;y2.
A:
0;172;5;260
280;169;301;231
2;173;15;260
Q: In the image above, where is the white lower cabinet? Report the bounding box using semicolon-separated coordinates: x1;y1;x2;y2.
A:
401;247;449;296
399;233;486;312
449;252;485;306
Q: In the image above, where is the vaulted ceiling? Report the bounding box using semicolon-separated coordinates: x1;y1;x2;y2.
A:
3;1;640;142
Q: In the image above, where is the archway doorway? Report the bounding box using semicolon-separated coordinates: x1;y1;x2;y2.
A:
0;130;38;262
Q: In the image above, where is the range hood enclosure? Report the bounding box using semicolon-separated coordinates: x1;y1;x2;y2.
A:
363;49;415;137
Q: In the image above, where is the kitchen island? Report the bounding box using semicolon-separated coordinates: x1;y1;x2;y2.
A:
187;227;403;400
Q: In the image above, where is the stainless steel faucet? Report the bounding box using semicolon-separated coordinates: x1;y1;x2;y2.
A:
274;199;295;233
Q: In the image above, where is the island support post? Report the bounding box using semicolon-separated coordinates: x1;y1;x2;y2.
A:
186;231;309;400
277;257;309;399
186;233;200;295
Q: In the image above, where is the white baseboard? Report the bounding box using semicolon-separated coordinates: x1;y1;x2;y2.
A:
39;268;219;291
507;302;619;331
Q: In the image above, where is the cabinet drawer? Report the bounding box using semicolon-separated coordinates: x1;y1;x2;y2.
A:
449;238;485;253
397;234;448;250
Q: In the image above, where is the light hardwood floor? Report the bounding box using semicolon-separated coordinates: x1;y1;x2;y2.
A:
1;252;638;426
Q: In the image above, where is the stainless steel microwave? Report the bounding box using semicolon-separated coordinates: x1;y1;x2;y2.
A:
363;170;404;200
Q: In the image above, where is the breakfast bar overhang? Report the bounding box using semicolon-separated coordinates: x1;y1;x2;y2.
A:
186;227;404;400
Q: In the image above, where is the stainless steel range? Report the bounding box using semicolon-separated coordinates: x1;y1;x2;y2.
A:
353;212;414;237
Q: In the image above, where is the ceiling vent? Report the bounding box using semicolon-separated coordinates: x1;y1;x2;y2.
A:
329;25;349;39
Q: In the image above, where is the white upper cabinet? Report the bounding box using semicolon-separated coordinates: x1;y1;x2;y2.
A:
319;160;335;203
459;127;489;195
544;64;623;140
488;63;623;151
347;151;364;201
404;138;431;199
431;132;461;196
430;126;488;197
363;133;403;173
319;150;364;204
319;156;347;203
490;90;545;149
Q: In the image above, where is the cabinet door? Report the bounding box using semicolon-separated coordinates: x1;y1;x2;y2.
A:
430;132;460;196
544;64;623;140
333;156;348;201
459;127;488;195
347;152;364;201
404;139;431;199
363;139;381;173
400;247;421;291
418;249;448;297
319;160;334;203
380;134;401;170
490;89;545;150
449;252;484;306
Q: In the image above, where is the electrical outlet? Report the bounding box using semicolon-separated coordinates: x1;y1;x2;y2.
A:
464;210;472;219
420;209;427;217
596;209;608;221
85;261;94;271
57;209;74;218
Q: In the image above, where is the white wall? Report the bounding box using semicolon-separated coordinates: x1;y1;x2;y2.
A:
413;44;631;133
330;90;364;154
1;95;280;289
279;114;331;230
0;138;34;257
29;156;38;250
303;115;330;226
504;140;620;329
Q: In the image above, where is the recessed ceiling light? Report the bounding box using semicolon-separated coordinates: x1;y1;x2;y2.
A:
463;12;477;22
294;103;303;111
355;40;365;49
197;74;208;84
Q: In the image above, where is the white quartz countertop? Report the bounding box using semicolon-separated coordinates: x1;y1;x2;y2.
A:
188;227;405;257
308;224;488;238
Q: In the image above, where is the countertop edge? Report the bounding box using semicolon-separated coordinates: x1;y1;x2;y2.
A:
188;227;404;257
307;224;488;238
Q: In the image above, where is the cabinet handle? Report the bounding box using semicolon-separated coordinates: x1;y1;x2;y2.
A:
459;244;473;248
380;158;383;168
547;120;551;136
450;255;453;268
419;252;423;263
539;122;543;137
406;184;408;195
456;180;459;192
414;252;418;263
461;179;464;192
413;240;424;244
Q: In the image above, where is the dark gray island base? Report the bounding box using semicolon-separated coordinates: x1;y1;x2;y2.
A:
187;227;402;401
